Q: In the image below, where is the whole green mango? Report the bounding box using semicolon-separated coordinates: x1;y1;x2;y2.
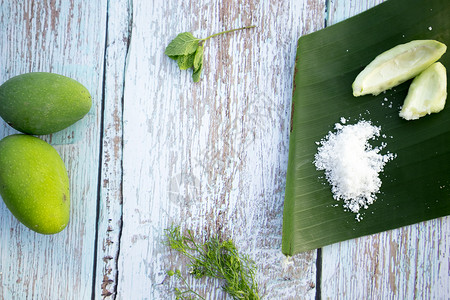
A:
0;134;70;234
0;72;92;135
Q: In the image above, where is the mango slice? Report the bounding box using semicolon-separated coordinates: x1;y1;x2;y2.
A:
353;40;447;96
399;62;447;120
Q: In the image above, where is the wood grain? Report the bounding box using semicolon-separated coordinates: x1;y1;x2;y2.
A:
0;1;106;299
94;0;131;298
322;218;450;299
117;0;324;299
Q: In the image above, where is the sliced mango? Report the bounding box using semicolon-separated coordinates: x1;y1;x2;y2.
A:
353;40;447;96
399;62;447;120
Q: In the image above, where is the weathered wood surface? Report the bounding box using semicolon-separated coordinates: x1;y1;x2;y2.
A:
0;1;106;299
0;0;448;299
94;0;130;298
116;0;324;298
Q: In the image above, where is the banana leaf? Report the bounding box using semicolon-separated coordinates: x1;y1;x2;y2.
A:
282;0;450;255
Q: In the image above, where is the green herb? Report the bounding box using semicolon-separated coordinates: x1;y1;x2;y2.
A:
165;26;256;82
164;225;260;300
167;269;205;300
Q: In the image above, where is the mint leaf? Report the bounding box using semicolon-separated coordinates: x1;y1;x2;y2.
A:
192;62;203;82
193;46;204;71
165;32;200;57
166;26;255;82
177;53;195;70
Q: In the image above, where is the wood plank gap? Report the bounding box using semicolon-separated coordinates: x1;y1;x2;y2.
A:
91;0;111;298
94;0;133;298
324;0;331;27
111;0;134;298
315;248;322;300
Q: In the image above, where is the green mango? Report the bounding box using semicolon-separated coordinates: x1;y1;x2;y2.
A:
0;134;70;234
0;72;92;135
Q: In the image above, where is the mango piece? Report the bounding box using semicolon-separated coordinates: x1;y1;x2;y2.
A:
399;62;447;120
0;134;70;234
0;72;92;134
353;40;447;96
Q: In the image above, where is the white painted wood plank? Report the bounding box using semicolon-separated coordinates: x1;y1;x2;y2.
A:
326;0;385;25
93;0;131;298
118;0;325;299
322;218;450;299
321;1;450;299
0;1;106;299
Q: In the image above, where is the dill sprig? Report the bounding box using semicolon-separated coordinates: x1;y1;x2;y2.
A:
164;225;260;300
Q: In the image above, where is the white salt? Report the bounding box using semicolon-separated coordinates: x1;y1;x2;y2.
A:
314;120;395;220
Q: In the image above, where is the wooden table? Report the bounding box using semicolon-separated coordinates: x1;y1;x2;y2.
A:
0;0;449;299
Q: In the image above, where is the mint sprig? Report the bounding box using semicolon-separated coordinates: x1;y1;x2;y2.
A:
165;26;256;82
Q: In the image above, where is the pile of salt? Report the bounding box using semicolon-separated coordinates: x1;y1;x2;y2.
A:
314;119;395;220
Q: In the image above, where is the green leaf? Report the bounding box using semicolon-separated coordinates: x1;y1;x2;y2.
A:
165;32;199;57
177;53;195;70
193;46;204;71
282;0;450;255
166;26;255;82
192;63;203;83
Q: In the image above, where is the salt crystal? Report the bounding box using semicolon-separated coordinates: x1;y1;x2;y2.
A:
314;120;395;219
